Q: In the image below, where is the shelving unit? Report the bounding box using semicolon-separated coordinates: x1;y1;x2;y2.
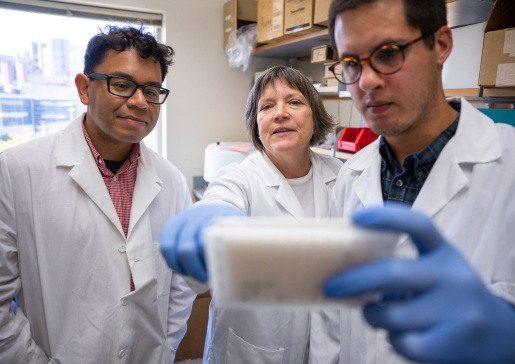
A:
253;1;494;60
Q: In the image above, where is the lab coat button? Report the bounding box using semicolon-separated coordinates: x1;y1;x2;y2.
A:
396;180;403;187
121;297;129;306
118;349;126;358
118;244;126;253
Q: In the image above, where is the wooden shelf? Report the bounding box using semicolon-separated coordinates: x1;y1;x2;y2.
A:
311;146;354;161
254;29;330;59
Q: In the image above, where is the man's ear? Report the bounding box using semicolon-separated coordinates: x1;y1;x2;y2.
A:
434;25;453;67
75;73;91;106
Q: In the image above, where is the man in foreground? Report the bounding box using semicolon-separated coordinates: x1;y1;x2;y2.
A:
325;0;515;362
0;26;195;363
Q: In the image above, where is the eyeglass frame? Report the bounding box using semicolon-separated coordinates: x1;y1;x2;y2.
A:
329;32;434;85
87;73;170;104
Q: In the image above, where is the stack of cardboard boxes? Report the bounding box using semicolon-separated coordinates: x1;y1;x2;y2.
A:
224;0;333;47
310;44;340;87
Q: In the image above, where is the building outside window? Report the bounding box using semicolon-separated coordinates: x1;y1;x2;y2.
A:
0;2;164;154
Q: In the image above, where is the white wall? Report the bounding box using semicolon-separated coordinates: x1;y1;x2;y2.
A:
442;22;485;89
79;0;284;190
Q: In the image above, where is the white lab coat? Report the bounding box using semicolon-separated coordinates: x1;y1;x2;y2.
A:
0;115;196;364
331;98;515;364
198;150;343;364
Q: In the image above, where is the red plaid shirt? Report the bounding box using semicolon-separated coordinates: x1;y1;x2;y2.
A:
81;115;140;291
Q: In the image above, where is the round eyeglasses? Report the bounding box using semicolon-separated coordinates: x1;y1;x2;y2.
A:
329;33;432;85
87;73;170;104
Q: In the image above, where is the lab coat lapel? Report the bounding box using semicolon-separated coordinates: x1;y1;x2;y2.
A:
56;115;125;238
411;140;468;218
127;144;162;239
348;141;384;208
256;152;305;219
311;152;337;218
413;99;502;218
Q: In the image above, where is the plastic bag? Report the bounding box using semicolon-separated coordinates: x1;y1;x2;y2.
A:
225;24;257;72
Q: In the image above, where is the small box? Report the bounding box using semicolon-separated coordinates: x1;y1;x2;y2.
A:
224;0;258;49
478;0;515;88
324;62;342;78
257;0;292;43
326;78;339;87
314;0;331;26
284;0;322;35
311;45;338;63
337;127;379;153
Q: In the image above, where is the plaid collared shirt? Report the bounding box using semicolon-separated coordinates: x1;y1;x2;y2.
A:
379;103;460;206
81;114;140;291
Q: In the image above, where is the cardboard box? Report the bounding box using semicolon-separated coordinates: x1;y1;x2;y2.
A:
314;0;331;26
324;62;342;78
311;44;338;63
478;0;515;88
483;87;515;97
175;292;211;361
224;0;258;49
326;77;339;87
257;0;291;43
284;0;322;35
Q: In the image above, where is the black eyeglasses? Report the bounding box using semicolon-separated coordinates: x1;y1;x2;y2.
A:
87;73;170;104
329;33;433;85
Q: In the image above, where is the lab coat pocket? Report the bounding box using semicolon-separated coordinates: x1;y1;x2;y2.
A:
226;328;284;364
153;243;172;297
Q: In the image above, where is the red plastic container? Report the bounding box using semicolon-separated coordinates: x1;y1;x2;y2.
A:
337;127;379;153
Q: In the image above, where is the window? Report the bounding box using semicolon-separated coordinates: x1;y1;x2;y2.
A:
0;1;164;155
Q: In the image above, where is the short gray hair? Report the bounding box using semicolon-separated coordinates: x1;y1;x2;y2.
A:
244;65;336;151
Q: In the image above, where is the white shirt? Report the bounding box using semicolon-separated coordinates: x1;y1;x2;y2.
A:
331;98;515;363
0;116;196;364
286;166;315;218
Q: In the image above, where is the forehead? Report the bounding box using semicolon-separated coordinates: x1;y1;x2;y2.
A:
334;0;417;57
94;48;162;83
260;78;303;99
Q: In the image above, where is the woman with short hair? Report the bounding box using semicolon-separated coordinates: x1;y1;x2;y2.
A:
161;65;343;364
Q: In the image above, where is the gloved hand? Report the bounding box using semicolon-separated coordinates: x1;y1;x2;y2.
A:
160;204;245;282
324;204;515;364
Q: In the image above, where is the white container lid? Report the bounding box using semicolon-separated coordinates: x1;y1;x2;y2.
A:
204;142;256;183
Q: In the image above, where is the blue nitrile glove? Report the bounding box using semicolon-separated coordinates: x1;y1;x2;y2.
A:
324;204;515;364
160;204;245;283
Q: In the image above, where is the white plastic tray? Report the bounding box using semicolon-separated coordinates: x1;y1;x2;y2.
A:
204;217;401;308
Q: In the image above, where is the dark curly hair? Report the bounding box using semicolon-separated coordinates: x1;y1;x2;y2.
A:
83;25;174;82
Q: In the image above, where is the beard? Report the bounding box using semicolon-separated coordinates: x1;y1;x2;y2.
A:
362;62;440;138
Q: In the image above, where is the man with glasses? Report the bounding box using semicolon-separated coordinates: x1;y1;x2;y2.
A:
0;25;195;363
325;0;515;363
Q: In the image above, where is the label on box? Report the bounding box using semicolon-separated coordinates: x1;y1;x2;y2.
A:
504;29;515;57
273;0;283;32
312;47;326;61
496;63;515;87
